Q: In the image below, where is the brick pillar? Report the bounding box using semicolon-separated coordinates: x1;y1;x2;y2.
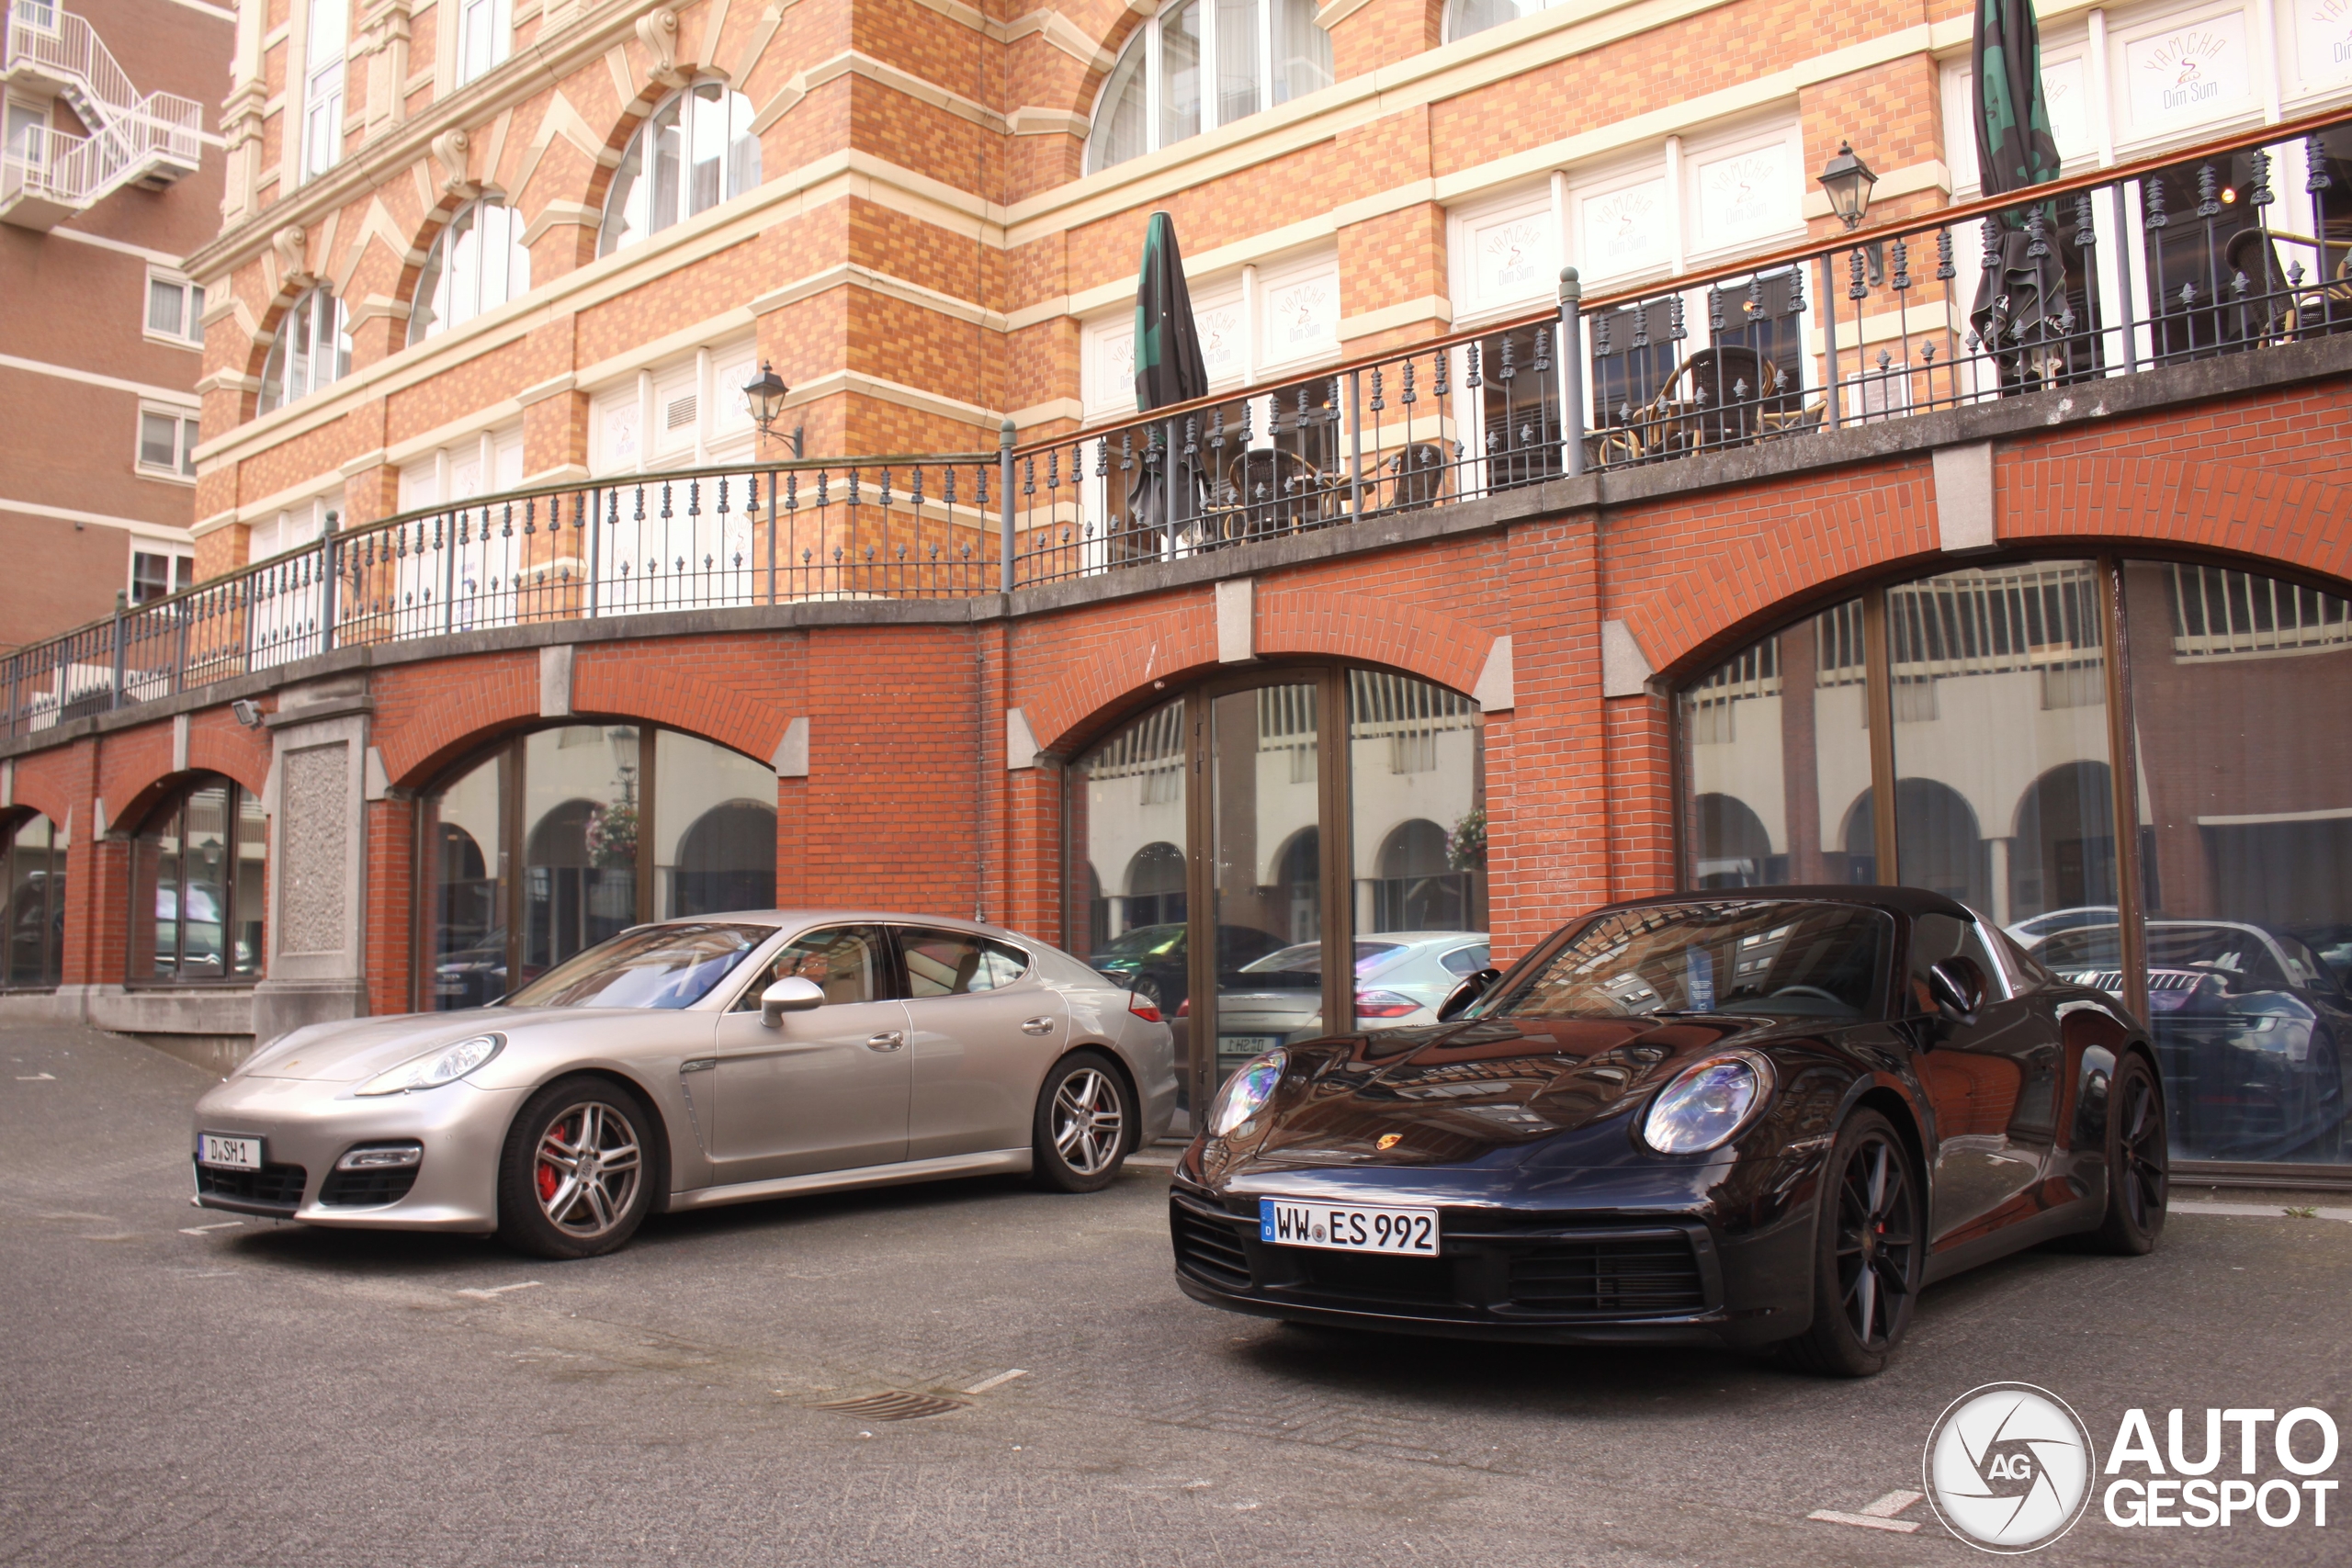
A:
1605;692;1677;900
1333;109;1451;359
1320;0;1442;82
1495;509;1610;952
365;794;414;1017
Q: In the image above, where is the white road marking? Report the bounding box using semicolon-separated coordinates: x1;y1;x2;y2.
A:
15;1072;55;1081
2169;1201;2352;1223
455;1280;543;1300
1810;1489;1925;1533
178;1220;244;1235
964;1368;1029;1394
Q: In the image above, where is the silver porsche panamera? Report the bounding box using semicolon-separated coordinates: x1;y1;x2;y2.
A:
189;912;1177;1257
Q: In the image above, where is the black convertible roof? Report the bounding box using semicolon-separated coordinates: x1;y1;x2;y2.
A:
1606;885;1973;921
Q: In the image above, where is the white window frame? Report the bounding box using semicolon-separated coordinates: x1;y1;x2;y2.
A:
586;337;761;478
596;81;763;256
1085;0;1334;174
130;548;196;604
135;403;201;481
300;0;347;184
455;0;512;85
144;269;205;347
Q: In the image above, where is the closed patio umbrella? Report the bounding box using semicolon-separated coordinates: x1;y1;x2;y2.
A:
1970;0;2073;388
1131;211;1210;548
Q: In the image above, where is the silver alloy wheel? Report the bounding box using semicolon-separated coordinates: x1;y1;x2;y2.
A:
1052;1066;1125;1176
534;1099;642;1238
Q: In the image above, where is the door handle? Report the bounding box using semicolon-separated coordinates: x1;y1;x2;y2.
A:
866;1031;906;1051
1021;1017;1056;1035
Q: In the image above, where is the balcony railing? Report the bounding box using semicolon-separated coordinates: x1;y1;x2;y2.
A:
7;108;2352;740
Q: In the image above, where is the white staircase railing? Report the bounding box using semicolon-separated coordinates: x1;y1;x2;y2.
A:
2;0;200;213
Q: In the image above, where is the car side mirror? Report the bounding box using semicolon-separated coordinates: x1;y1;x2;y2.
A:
1928;957;1985;1028
760;976;826;1027
1438;967;1502;1022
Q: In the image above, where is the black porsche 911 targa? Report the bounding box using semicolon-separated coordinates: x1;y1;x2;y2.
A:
1169;887;2168;1376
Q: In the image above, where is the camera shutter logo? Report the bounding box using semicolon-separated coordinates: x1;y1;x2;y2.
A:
1924;1383;2098;1552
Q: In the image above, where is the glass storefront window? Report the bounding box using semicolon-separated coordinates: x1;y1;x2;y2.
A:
1210;682;1322;1080
2115;560;2352;1165
2;812;67;988
1680;553;2352;1172
1886;562;2115;928
1072;698;1193;1109
130;778;266;982
653;729;777;919
1348;671;1487;1028
419;726;778;1009
1682;596;1874;887
1068;667;1487;1125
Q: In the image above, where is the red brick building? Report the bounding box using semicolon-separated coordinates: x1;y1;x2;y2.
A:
6;0;2352;1180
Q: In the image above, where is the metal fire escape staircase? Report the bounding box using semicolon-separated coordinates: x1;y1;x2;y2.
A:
1;0;201;229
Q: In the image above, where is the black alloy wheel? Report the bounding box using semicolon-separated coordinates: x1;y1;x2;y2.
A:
2089;1051;2169;1255
496;1075;658;1259
1781;1110;1920;1378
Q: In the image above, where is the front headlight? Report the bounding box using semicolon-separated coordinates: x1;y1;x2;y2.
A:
1210;1050;1286;1138
1641;1052;1774;1155
356;1034;503;1096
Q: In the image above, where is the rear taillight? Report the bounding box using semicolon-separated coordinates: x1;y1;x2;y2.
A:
1174;998;1190;1018
1353;989;1420;1020
1129;994;1163;1023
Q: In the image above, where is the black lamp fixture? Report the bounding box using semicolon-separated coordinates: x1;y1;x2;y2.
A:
1818;141;1880;231
742;361;790;438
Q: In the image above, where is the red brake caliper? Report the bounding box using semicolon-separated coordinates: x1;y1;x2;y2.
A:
536;1115;566;1201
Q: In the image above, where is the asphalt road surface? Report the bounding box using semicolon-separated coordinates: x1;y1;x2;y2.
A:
4;1021;2347;1567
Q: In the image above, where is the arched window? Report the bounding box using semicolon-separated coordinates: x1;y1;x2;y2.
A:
1068;664;1485;1122
258;285;350;414
1442;0;1559;42
1085;0;1332;175
130;776;266;982
418;724;778;1009
598;83;761;256
1680;553;2352;1169
1;811;68;989
408;199;530;346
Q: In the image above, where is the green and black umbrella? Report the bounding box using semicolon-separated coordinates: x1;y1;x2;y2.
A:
1134;210;1209;413
1970;0;2072;383
1130;212;1209;546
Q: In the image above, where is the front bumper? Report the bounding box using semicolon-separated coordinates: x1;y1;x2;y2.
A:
189;1072;527;1233
1169;1178;1812;1349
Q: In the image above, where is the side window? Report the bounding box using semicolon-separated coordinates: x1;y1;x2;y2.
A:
1441;943;1491;977
899;927;1030;997
730;925;887;1010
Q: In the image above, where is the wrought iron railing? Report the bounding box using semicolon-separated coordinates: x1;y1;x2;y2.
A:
8;108;2352;739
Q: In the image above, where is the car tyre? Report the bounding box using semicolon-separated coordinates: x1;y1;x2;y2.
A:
1030;1050;1132;1192
2087;1051;2168;1256
496;1074;657;1259
1779;1110;1921;1378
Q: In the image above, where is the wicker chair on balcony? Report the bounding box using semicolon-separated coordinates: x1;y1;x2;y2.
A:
1586;345;1819;465
1379;442;1448;513
1223;448;1334;539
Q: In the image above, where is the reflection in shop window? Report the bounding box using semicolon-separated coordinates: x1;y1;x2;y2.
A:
1681;596;1871;887
2;813;68;988
419;726;777;1010
2117;559;2352;1166
130;777;266;982
1349;671;1487;1031
1072;697;1195;1109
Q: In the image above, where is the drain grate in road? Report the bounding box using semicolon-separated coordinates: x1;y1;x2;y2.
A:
815;1391;970;1421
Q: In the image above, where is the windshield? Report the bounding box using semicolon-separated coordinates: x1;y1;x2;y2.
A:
2036;922;2295;994
1239;941;1406;978
1481;901;1890;1021
1095;924;1183;963
504;923;771;1010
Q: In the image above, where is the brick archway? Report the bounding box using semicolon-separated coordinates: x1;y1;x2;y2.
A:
1616;452;2352;682
1021;586;1498;756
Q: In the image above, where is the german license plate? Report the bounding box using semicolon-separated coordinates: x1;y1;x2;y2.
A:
1220;1035;1282;1056
1260;1196;1439;1256
198;1134;262;1170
